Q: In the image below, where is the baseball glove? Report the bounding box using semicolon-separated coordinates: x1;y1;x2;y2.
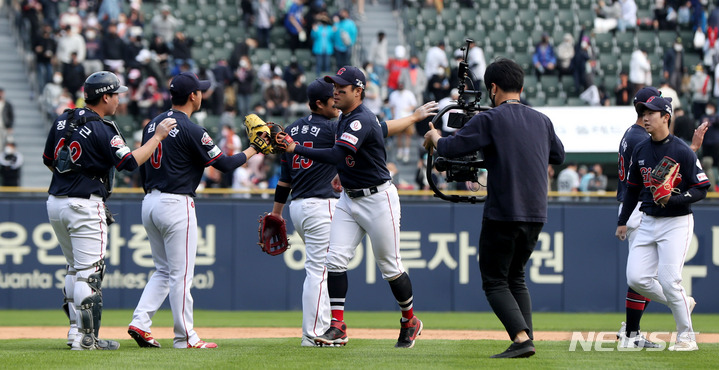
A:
257;213;290;256
244;114;273;154
649;156;681;205
267;122;295;153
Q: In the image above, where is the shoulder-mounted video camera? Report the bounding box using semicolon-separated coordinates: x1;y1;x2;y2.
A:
426;38;491;204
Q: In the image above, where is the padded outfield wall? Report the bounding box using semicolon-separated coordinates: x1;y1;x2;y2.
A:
0;196;717;313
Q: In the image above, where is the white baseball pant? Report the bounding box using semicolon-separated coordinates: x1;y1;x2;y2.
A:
626;213;695;340
289;197;337;340
326;182;405;280
131;190;200;348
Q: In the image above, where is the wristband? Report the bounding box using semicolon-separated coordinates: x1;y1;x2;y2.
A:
274;184;291;204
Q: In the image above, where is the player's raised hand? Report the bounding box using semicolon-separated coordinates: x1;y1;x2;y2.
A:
690;121;709;152
154;118;177;140
615;225;627;241
413;101;439;121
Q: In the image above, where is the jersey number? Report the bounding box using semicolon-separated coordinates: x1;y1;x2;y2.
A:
150;142;162;169
618;154;625;182
54;138;82;161
292;142;313;169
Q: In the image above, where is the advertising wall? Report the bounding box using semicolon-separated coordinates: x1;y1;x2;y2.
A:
0;197;716;313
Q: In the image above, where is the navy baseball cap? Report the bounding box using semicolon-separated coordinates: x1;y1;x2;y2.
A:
170;72;211;97
324;66;366;89
633;86;661;105
636;95;673;116
307;78;334;102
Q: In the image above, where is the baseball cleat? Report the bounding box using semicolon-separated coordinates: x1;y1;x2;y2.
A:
616;321;626;340
669;340;699;351
188;340;217;349
491;339;536;358
67;327;78;347
395;316;423;348
314;320;348;346
128;325;161;348
618;332;660;349
71;337;120;350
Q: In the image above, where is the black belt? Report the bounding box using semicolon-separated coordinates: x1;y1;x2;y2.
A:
345;182;390;199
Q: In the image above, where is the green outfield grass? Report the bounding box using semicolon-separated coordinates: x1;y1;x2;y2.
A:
1;310;718;369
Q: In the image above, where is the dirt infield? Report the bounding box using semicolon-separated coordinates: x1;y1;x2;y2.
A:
3;327;719;343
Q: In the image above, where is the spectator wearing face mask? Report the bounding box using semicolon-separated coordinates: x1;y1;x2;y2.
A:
663;37;685;93
532;32;557;81
399;55;428;104
0;141;22;186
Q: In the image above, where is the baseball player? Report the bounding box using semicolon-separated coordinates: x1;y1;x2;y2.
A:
270;79;340;347
616;95;710;351
616;87;707;348
423;58;565;358
285;66;436;348
43;71;177;350
127;72;266;349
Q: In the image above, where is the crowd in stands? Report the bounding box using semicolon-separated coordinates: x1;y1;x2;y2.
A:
8;0;719;192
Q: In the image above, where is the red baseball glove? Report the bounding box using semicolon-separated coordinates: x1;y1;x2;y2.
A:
649;156;681;206
257;213;290;256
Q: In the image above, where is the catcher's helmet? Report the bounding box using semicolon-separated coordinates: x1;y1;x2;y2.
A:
84;71;128;100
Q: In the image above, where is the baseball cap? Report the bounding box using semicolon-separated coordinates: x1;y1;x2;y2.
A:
635;95;673;116
324;66;366;89
307;78;334;102
633;86;661;105
170;72;211;97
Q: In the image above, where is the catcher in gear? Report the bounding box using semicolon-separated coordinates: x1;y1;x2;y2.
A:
616;95;710;351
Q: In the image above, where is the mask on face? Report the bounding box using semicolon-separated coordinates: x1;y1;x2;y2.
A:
53;74;63;84
706;108;715;116
674;44;683;52
240;60;249;69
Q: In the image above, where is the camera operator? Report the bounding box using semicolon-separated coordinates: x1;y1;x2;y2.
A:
0;141;22;186
423;58;565;358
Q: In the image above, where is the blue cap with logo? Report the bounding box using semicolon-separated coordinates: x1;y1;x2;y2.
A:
636;95;673;116
170;72;211;97
307;78;334;102
633;86;661;105
324;66;366;89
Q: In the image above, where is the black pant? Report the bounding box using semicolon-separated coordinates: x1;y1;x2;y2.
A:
479;218;544;341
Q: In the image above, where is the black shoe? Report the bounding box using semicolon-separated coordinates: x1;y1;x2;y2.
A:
490;339;535;358
314;320;348;346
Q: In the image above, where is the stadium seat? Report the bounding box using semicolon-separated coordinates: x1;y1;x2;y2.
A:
488;32;508;53
523;72;540;94
615;32;636;53
556;9;575;32
496;0;512;10
479;9;498;31
518;9;536;32
512;30;531;53
636;31;657;53
556;0;574;10
274;48;293;67
566;97;586;106
498;9;517;31
448;29;468;50
515;0;531;9
684;53;702;70
421;8;438;29
528;95;546;106
535;0;553;9
546;96;567;106
657;30;678;50
594;32;615;54
576;9;594;30
295;49;313;70
540;75;561;98
428;29;446;47
462;17;478;31
537;10;556;31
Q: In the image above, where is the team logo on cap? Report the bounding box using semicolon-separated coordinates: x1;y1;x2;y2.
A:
337;67;346;75
201;132;214;146
646;96;656;103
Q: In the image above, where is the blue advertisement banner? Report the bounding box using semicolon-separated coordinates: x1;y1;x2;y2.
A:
0;197;717;313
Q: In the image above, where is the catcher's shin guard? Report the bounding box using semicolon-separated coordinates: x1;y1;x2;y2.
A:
76;261;106;348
